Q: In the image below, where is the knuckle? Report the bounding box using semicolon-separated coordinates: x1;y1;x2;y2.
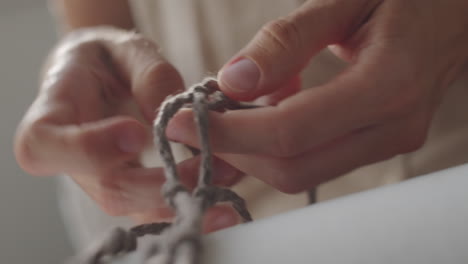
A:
58;30;107;57
144;61;179;82
60;27;158;58
120;33;159;51
15;130;36;174
14;117;49;175
259;17;302;56
71;40;103;55
138;61;183;92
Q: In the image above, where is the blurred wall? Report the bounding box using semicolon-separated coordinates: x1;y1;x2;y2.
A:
0;2;73;263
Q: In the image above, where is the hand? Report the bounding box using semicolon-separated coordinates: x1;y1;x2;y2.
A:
166;0;468;193
14;27;242;232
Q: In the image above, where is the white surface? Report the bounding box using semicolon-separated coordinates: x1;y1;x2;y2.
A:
116;164;468;264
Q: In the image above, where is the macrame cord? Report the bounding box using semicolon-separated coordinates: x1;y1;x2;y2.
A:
68;77;316;264
68;78;253;264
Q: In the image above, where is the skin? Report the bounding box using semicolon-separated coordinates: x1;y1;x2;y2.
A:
15;0;242;233
167;0;468;193
14;0;468;229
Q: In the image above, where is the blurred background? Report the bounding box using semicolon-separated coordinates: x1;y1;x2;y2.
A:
0;1;73;263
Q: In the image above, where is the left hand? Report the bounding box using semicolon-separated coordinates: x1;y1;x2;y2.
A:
166;0;468;193
14;27;242;231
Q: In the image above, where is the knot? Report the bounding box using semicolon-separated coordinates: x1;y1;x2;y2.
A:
69;78;253;264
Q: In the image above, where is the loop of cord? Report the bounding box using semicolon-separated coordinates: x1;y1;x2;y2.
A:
68;78;252;264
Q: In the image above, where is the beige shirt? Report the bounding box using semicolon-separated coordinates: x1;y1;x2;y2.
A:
62;0;468;249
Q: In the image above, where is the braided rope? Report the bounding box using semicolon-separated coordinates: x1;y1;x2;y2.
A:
68;78;252;264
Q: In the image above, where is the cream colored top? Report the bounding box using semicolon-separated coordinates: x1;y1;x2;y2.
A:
61;0;468;250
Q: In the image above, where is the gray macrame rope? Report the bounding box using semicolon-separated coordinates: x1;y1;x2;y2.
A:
68;78;252;264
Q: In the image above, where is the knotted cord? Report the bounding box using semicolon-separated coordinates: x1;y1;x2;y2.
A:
68;78;252;264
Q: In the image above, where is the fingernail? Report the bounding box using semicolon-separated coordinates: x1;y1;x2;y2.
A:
211;213;237;231
118;127;145;153
212;159;242;185
220;58;260;92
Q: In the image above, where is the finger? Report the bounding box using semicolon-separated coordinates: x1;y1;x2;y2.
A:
168;33;417;158
148;155;244;189
55;28;185;122
102;32;185;121
218;0;382;100
72;156;244;216
167;67;375;157
216;114;427;193
203;205;241;233
15;114;148;176
210;157;245;186
45;28;184;122
252;74;301;106
72;166;167;216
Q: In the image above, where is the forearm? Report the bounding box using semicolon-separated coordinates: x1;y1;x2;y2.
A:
49;0;135;32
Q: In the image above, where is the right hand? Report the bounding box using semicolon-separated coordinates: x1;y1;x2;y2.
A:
14;27;242;232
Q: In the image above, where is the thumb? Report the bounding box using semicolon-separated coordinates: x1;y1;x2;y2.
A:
101;29;185;122
218;0;380;100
